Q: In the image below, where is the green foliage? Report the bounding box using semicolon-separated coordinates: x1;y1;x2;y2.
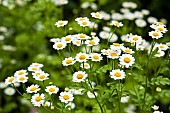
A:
150;76;170;86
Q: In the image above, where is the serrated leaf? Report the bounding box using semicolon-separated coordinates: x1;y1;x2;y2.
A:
150;76;170;85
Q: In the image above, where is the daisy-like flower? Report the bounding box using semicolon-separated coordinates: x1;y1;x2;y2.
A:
62;57;76;66
107;49;121;59
85;39;99;46
119;54;135;68
121;47;134;54
99;31;110;39
16;75;28;83
55;20;68;27
30;63;44;68
26;84;41;93
28;66;41;72
135;19;147;28
77;33;91;40
109;33;118;42
75;17;89;22
5;76;15;85
91;12;103;19
156;43;169;51
53;41;67;50
32;70;44;77
78;20;91;27
110;69;126;80
45;85;59;95
120;96;130;103
33;72;49;81
166;42;170;47
43;101;52;107
154;50;165;57
110;43;124;50
72;39;82;46
89;53;103;62
61;35;74;43
14;69;28;77
65;102;76;110
75;52;89;62
31;93;45;107
59;91;74;103
4;87;16;96
87;91;98;99
0;82;8;89
129;34;142;44
149;31;163;39
50;38;61;43
153;111;163;113
111;20;123;27
151;105;159;111
80;63;90;69
101;49;109;55
72;71;88;82
155;25;168;33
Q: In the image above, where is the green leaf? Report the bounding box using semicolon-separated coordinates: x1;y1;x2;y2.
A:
150;76;170;85
160;67;169;74
23;93;31;99
96;65;109;73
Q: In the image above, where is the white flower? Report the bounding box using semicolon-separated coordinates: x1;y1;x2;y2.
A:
154;50;165;57
155;26;168;33
90;53;103;62
147;17;158;24
101;49;109;55
87;91;98;98
109;33;118;42
107;49;121;59
80;63;90;69
61;35;74;43
4;87;16;96
65;102;76;110
75;52;89;62
0;82;8;89
28;66;41;72
31;93;45;107
5;76;15;85
62;57;76;66
51;0;68;6
141;9;150;15
26;84;41;93
110;69;126;80
91;12;103;19
111;20;123;27
30;63;44;68
45;85;59;95
135;19;147;28
75;17;89;22
72;71;88;82
78;20;91;27
68;88;84;95
14;69;28;77
59;92;74;103
72;39;82;46
99;31;110;39
53;41;67;50
151;105;159;111
33;72;49;81
55;20;68;27
120;96;130;103
119;54;135;68
43;101;52;107
121;47;134;54
129;34;142;44
16;75;28;83
149;31;163;39
111;13;124;20
153;111;163;113
156;43;169;51
77;33;91;40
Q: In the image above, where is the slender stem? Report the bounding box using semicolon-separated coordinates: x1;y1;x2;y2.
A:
12;83;23;96
106;27;117;47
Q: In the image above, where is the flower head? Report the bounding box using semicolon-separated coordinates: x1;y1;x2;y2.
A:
62;57;76;66
110;69;126;80
31;93;45;107
59;92;74;103
72;71;88;82
55;20;68;27
45;85;59;95
26;84;41;93
119;54;135;68
91;12;103;19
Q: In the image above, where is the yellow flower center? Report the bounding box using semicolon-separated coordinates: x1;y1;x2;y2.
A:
76;40;80;44
57;44;63;48
157;51;161;54
133;37;138;41
36;72;40;76
95;13;100;18
159;45;164;48
93;55;99;60
82;21;87;25
113;43;120;46
77;74;83;79
65;37;71;41
124;57;131;63
79;34;85;39
30;87;37;91
158;27;163;31
8;77;14;82
49;88;55;92
80;18;85;21
125;49;131;53
35;96;42;102
79;55;86;60
89;40;95;45
114;72;121;77
157;22;164;25
110;52;117;57
153;32;159;36
63;95;69;100
66;59;72;64
18;72;24;75
59;22;64;25
19;77;25;81
32;67;37;71
39;75;45;79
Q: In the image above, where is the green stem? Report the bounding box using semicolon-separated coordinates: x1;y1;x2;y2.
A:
12;83;23;96
106;27;117;47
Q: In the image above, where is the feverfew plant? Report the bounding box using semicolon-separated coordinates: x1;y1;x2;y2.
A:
3;1;170;113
